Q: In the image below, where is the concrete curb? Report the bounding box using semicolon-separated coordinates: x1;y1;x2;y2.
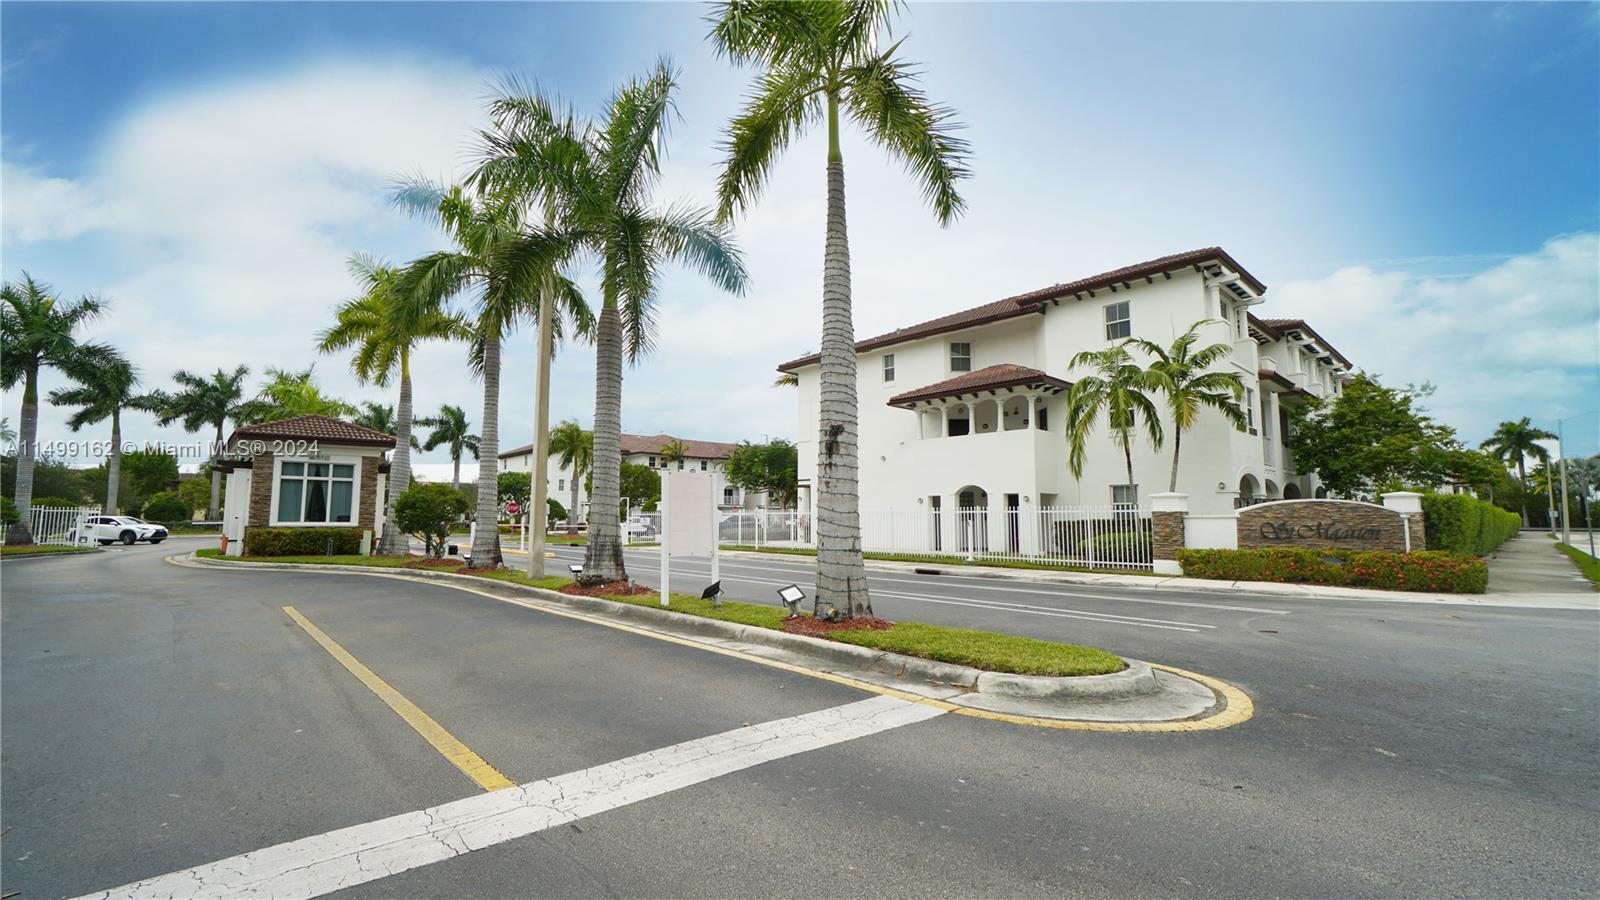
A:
179;553;1214;720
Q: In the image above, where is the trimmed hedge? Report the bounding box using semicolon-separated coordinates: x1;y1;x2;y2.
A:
244;526;364;557
1422;494;1520;557
141;491;190;523
1177;547;1488;593
1075;530;1152;562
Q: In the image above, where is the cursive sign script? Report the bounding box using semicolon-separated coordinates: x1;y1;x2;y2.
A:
1258;521;1381;542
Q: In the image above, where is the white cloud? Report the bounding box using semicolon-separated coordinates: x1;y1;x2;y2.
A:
1271;233;1600;448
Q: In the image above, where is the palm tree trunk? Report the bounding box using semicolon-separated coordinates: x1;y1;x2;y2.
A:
1168;428;1182;493
107;409;122;514
377;353;414;555
1516;458;1529;528
528;279;556;578
814;95;871;619
208;420;223;520
1122;434;1135;493
452;454;461;493
469;335;503;568
6;365;40;543
569;477;580;528
583;302;626;584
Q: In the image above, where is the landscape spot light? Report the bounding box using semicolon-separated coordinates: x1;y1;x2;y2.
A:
568;563;584;576
701;580;723;610
776;584;806;618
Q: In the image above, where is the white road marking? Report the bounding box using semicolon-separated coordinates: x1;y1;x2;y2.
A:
76;695;943;900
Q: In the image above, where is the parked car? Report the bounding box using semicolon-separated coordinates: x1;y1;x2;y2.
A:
68;515;169;546
622;516;658;539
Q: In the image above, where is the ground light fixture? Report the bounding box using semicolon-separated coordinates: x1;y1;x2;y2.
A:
700;580;723;610
568;563;583;576
776;584;806;618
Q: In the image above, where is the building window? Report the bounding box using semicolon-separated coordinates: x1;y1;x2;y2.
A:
276;460;354;524
1111;484;1138;509
723;487;735;505
949;342;971;372
558;479;565;492
1243;387;1256;433
648;455;657;468
1104;302;1131;340
1037;405;1048;431
884;353;895;382
700;459;708;471
678;460;685;470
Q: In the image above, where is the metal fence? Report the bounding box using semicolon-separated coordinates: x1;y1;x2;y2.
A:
25;506;102;546
718;510;812;548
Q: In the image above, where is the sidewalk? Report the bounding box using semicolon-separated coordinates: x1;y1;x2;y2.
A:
1484;533;1598;600
717;549;1600;610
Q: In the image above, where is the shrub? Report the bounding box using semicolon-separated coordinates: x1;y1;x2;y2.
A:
1075;530;1151;562
1422;494;1520;556
29;495;81;510
1177;548;1487;593
245;526;364;557
394;482;470;558
141;491;190;523
0;496;16;526
547;497;566;523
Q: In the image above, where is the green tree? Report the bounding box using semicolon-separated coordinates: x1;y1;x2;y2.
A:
710;2;970;616
416;404;481;493
141;491;190;524
1063;343;1164;492
4;455;89;505
548;419;593;525
472;62;746;584
155;365;251;519
660;439;687;470
319;256;465;554
177;476;214;519
119;448;179;510
1288;374;1466;498
237;367;356;424
1128;321;1246;492
1;418;15;446
48;349;164;514
726;439;799;508
352;402;421;449
619;461;661;510
1;273;109;542
497;471;532;509
394;482;471;558
1480;417;1557;527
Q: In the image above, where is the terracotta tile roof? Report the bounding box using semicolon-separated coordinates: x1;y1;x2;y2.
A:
499;433;742;461
778;247;1266;371
1258;318;1353;369
888;364;1071;408
228;414;396;449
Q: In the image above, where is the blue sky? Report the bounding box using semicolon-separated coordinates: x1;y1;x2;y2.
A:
4;1;1598;476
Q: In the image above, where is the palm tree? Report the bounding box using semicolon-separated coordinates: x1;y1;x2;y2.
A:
49;350;164;513
1;273;109;542
1;418;15;446
1482;417;1556;527
237;367;357;424
155;365;251;520
1128;322;1247;492
660;438;687;470
548;419;593;525
416;404;481;492
318;255;466;554
472;62;747;583
773;372;799;388
1063;343;1165;496
709;2;970;616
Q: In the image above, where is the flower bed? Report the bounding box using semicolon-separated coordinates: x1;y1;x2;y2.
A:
1177;548;1487;593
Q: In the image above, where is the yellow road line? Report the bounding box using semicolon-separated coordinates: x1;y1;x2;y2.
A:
281;605;516;792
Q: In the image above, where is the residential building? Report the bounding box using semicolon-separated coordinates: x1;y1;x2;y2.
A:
777;248;1353;532
498;433;769;520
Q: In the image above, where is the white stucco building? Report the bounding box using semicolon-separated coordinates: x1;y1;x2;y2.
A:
778;248;1354;529
498;433;769;520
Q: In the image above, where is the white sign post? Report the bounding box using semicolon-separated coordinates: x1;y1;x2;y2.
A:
660;470;716;608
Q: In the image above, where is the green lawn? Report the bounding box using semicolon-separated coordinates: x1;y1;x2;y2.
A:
718;545;1159;577
1556;543;1600;591
1;544;97;557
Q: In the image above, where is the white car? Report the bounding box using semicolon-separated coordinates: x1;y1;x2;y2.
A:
69;515;169;546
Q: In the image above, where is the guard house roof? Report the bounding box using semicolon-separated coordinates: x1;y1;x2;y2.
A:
888;364;1071;409
226;414;397;449
778;247;1267;372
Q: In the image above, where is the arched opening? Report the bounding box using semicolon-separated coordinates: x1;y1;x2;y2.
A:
1001;395;1030;431
1314;486;1328;499
973;399;999;434
1238;474;1261;507
955;484;989;553
947;403;970;437
1283;482;1303;500
1264;479;1281;500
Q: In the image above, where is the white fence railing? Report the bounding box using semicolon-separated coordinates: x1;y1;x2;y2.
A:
25;506;102;546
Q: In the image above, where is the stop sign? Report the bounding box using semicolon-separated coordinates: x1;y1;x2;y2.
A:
506;500;520;516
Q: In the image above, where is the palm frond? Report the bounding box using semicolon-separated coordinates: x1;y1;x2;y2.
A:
715;63;826;222
842;45;971;224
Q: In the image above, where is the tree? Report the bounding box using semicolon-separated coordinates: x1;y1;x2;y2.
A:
353;402;421;449
548;419;593;525
547;496;567;524
416;404;480;492
726;439;799;508
660;439;687;469
497;471;532;509
394;482;470;558
48;349;164;514
710;2;970;616
472;62;747;584
318;255;465;553
236;367;356;424
121;448;179;501
3;455;89;505
1;273;109;542
1;417;15;446
1481;417;1557;527
619;461;661;510
141;491;189;524
155;365;251;520
1063;343;1164;492
1128;322;1245;492
1288;374;1467;498
177;476;214;519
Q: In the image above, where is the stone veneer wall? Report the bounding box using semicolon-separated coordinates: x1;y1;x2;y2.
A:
359;457;379;530
1152;510;1185;562
1237;500;1421;553
247;453;275;528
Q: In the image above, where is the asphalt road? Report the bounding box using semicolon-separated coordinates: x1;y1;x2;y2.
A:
3;539;1597;897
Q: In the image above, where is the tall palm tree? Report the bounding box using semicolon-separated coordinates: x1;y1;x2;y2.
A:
1063;343;1165;496
390;180;593;569
1482;417;1556;527
49;350;164;513
237;367;357;424
660;438;687;469
155;365;251;520
710;2;970;617
548;419;593;525
472;62;747;583
416;404;481;492
1128;322;1247;492
1;273;109;542
317;255;467;554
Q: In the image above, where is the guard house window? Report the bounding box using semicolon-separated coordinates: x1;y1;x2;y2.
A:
277;460;354;523
883;353;896;382
1104;302;1131;340
1111;483;1138;509
949;342;971;372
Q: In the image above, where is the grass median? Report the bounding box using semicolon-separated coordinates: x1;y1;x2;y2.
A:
1;544;98;557
1556;543;1600;591
194;550;1126;677
719;544;1159;577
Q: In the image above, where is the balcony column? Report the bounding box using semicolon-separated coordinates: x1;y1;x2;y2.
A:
939;404;949;438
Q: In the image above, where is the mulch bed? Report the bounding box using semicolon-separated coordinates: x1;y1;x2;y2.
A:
403;558;468;571
560;580;654;597
782;615;894;637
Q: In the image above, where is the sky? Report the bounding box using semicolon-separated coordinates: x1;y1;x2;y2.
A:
4;1;1598;483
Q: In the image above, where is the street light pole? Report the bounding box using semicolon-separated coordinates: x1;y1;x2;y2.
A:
1558;419;1573;546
